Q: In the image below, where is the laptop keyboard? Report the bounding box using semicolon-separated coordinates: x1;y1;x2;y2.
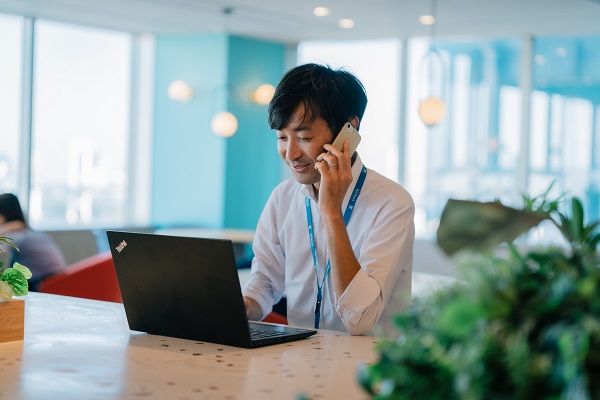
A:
249;328;289;340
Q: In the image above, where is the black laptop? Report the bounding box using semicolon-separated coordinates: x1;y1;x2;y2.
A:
107;231;316;348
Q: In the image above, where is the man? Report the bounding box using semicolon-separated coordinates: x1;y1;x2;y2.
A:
242;63;415;335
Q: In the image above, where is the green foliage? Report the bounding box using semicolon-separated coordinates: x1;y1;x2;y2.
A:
0;235;19;256
437;200;547;256
0;237;32;300
361;191;600;399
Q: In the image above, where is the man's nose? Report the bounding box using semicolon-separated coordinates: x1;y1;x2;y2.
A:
286;141;302;160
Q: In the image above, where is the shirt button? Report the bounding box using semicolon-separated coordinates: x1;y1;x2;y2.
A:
318;249;324;256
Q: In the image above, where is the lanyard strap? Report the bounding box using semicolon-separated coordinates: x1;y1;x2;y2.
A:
305;166;367;329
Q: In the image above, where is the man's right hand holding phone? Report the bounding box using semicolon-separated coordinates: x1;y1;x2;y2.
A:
315;140;353;216
314;120;361;213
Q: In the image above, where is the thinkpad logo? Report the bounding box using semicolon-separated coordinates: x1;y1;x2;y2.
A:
116;240;127;253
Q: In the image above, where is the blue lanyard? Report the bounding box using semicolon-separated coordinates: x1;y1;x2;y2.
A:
305;166;367;329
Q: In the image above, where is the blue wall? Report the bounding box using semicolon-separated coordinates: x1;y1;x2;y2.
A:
152;34;285;230
225;36;286;229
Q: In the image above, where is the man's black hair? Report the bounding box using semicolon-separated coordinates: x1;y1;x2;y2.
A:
268;63;367;138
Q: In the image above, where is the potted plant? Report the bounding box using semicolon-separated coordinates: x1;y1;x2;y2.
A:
360;189;600;399
0;235;32;343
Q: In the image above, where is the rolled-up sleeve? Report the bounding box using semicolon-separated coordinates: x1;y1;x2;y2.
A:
335;193;415;335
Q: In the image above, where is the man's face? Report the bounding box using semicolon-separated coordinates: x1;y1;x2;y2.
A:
276;104;333;186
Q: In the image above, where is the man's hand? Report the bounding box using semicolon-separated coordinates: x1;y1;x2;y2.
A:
243;296;262;321
314;140;353;217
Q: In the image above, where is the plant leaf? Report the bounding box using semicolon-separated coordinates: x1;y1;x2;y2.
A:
583;221;600;239
0;236;19;250
0;268;29;296
437;200;548;256
589;233;600;251
0;280;15;300
570;198;584;244
436;297;484;338
12;262;32;279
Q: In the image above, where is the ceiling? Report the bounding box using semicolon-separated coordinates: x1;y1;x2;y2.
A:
1;0;600;44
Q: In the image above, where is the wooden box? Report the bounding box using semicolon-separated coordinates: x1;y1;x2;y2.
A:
0;298;25;343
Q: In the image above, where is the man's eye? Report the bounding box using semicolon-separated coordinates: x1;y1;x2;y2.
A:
277;136;286;141
298;137;311;142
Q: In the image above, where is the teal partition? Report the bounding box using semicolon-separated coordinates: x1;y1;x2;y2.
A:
151;34;286;230
225;36;286;229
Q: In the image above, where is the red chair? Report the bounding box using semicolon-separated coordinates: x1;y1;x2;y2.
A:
39;251;122;303
263;312;288;325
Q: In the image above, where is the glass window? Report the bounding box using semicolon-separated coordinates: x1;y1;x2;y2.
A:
405;38;523;238
298;39;401;182
530;35;600;224
0;13;24;194
31;20;132;228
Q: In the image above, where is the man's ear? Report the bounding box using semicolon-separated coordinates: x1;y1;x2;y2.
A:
349;116;360;130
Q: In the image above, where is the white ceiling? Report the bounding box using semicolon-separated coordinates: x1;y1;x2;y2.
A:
1;0;600;43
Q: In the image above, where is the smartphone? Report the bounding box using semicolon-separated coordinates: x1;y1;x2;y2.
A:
331;122;361;156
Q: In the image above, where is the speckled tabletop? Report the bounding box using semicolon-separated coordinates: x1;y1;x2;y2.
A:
0;293;380;400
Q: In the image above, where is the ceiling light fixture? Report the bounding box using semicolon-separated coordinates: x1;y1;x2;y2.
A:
211;111;238;138
556;47;567;57
419;15;436;25
250;83;276;105
313;7;330;17
338;19;355;29
418;0;446;127
167;80;194;102
210;7;238;138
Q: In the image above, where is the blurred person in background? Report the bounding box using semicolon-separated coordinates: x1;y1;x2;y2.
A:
0;193;66;290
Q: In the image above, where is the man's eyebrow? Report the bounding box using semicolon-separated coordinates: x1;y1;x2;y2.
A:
290;123;309;132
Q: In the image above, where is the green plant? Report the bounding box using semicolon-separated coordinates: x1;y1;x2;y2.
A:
360;191;600;399
0;236;32;301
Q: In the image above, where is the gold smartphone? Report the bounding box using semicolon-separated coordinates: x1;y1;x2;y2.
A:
331;122;361;156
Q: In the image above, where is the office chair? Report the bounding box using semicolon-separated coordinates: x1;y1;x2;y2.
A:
38;251;122;303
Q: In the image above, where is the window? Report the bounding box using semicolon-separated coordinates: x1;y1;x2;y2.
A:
0;14;24;194
30;20;133;228
530;36;600;224
405;38;523;237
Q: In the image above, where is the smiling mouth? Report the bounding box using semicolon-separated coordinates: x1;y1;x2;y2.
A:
290;163;311;172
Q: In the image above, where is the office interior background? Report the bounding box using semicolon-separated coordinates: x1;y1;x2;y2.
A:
1;0;599;247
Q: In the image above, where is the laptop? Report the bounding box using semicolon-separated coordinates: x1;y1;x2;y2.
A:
107;230;317;348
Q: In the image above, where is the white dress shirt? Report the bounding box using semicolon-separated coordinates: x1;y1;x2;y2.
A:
242;154;415;335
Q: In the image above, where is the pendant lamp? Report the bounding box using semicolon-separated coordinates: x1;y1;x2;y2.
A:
418;0;446;127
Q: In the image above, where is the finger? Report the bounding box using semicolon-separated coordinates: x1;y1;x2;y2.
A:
326;142;350;162
314;160;329;174
323;142;344;157
315;160;337;175
317;152;338;168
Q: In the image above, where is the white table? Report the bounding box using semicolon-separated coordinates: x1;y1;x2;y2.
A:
1;293;378;400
